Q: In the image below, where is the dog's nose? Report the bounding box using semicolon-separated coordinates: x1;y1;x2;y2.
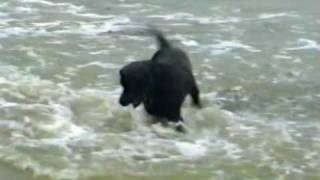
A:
119;98;125;106
119;96;129;106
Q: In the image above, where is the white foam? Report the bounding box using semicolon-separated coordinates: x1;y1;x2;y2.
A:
32;21;62;27
273;54;293;60
0;12;7;17
15;6;35;13
21;0;112;20
216;139;243;160
286;38;320;51
149;13;241;25
89;50;110;55
0;120;24;130
270;121;298;144
149;12;194;20
74;13;114;19
174;35;199;47
203;72;217;80
61;17;129;35
76;62;121;69
181;40;199;47
118;3;143;8
259;13;289;19
175;141;207;159
21;0;84;11
0;27;31;38
0;2;8;8
207;17;241;24
210;40;261;55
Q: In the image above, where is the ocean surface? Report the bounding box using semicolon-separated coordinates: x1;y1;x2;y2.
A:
0;0;319;179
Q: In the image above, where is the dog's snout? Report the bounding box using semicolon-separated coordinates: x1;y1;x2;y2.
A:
119;96;129;106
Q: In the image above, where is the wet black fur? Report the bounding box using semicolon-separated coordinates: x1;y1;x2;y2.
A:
119;29;201;132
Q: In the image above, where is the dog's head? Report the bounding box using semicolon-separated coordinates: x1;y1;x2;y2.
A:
119;60;151;108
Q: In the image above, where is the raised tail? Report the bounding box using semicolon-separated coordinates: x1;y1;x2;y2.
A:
147;28;171;48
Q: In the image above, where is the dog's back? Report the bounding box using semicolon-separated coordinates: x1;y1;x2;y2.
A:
143;30;200;123
149;29;192;72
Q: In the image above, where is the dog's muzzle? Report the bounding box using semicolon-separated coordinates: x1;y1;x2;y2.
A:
119;96;130;106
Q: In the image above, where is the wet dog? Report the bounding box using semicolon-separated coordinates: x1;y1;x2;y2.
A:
119;29;201;132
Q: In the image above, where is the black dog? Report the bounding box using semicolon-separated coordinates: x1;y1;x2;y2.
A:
119;29;201;132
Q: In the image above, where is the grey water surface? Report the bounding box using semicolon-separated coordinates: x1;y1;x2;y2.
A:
0;0;319;179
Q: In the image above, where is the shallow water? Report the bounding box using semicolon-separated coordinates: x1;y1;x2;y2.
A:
0;0;319;179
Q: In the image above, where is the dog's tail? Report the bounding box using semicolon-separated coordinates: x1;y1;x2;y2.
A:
147;28;171;48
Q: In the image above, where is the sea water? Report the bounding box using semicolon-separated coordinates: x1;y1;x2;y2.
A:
0;0;319;179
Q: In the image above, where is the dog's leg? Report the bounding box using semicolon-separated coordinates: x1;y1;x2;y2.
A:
170;112;186;133
190;80;201;108
158;117;186;133
166;110;187;133
174;117;187;133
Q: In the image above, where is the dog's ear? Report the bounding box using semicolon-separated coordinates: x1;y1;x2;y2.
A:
119;69;126;87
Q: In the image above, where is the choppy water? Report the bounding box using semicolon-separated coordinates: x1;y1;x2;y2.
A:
0;0;319;179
